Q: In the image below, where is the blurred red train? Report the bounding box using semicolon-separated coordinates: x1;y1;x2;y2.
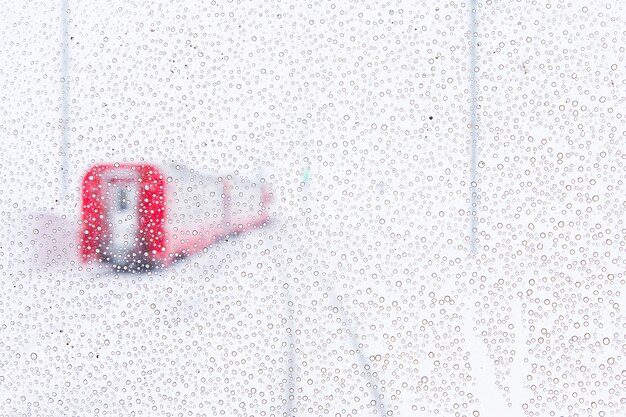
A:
78;163;271;270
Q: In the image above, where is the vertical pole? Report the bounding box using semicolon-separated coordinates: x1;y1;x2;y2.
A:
468;0;479;255
59;0;71;205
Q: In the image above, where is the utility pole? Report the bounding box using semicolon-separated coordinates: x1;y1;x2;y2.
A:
59;0;71;206
469;0;479;255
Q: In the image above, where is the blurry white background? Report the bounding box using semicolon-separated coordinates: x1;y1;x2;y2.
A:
0;0;624;416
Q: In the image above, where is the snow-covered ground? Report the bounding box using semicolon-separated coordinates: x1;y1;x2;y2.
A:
1;0;625;416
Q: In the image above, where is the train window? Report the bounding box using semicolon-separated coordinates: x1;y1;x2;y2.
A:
2;1;623;416
117;187;129;211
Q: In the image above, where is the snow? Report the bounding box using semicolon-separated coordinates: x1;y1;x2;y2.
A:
0;0;625;416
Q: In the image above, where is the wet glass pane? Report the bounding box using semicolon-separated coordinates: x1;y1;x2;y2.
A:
1;1;624;416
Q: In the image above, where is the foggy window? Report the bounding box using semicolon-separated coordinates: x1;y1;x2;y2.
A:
1;1;624;416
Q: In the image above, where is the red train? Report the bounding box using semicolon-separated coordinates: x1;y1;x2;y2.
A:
78;163;271;270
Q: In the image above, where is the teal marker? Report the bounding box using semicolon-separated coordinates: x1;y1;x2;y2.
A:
302;166;311;185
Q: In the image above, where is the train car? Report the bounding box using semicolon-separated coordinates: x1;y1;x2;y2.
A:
78;162;271;270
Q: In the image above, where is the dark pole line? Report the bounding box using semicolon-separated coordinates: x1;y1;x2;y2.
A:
60;0;71;204
469;0;479;255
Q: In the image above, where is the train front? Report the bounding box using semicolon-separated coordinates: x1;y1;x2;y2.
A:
78;163;271;271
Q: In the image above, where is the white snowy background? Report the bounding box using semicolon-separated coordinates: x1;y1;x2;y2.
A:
0;0;624;416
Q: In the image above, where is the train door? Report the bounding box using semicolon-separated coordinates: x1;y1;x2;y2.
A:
100;168;141;267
